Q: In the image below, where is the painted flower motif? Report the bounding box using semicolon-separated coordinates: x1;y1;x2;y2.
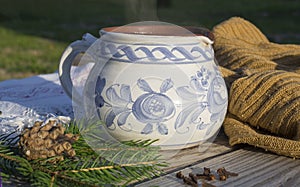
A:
95;77;175;136
190;66;211;91
132;93;175;123
133;78;175;135
175;66;213;134
175;66;227;135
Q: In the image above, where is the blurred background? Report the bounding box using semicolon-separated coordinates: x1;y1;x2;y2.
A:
0;0;299;81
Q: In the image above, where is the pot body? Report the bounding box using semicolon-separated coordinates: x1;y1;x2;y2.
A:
85;30;228;149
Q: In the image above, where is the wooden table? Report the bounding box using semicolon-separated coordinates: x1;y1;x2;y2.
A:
135;129;300;187
3;129;300;187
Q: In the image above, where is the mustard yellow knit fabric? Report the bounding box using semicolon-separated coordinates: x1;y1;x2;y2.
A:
213;17;300;158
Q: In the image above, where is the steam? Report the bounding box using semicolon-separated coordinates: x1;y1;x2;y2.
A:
126;0;158;22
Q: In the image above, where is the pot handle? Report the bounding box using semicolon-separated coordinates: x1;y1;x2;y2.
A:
58;33;97;104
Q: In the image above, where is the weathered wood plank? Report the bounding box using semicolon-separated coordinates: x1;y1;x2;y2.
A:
160;129;233;172
137;147;300;187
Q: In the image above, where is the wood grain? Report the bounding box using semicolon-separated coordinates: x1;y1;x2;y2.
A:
160;129;233;172
137;147;300;187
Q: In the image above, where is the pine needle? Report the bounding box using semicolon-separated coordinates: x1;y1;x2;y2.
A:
0;120;167;186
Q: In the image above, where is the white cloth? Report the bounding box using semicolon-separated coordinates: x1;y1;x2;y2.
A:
0;72;72;133
0;64;93;134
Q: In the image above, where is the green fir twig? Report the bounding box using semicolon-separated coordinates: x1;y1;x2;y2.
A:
0;120;167;186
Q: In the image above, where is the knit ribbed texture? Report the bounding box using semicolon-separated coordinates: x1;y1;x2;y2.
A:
214;17;300;75
229;70;300;139
213;17;300;158
224;114;300;158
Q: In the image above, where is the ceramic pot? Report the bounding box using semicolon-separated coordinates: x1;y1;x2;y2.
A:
59;23;228;149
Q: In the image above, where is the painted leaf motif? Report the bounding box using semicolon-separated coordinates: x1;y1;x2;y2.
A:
158;123;168;135
210;108;227;122
112;107;129;115
174;103;200;130
197;123;209;130
95;94;105;108
141;123;153;134
120;84;132;103
95;77;106;94
213;91;227;105
106;86;128;105
105;109;116;128
176;86;198;100
160;78;174;93
117;111;131;126
209;77;227;104
210;112;220;122
137;79;153;93
190;103;206;124
206;121;216;136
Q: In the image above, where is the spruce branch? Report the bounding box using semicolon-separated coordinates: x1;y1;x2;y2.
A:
0;119;167;186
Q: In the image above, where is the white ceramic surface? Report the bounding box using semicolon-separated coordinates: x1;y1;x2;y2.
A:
59;23;228;149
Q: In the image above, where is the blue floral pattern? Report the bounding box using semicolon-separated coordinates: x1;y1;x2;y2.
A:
133;78;175;135
95;77;175;135
174;66;227;134
94;66;227;136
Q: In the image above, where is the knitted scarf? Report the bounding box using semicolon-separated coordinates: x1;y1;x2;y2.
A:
213;17;300;158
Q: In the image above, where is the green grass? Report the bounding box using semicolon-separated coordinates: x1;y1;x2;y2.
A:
0;27;66;79
0;0;299;81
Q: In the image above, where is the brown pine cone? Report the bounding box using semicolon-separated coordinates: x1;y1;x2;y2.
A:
19;120;79;161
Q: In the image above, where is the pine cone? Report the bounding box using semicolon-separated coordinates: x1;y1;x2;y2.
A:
19;120;79;161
